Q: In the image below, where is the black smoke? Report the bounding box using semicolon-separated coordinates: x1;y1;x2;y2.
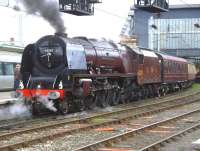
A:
20;0;66;33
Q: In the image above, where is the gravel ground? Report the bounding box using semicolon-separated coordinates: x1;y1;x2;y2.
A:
2;93;200;147
160;126;200;151
108;102;200;150
17;130;129;151
15;99;200;151
112;116;200;150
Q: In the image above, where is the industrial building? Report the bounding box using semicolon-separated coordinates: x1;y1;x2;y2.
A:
121;4;200;60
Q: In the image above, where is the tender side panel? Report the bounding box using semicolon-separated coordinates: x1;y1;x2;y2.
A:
140;50;161;84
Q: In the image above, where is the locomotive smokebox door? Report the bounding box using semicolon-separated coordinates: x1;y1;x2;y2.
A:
66;43;87;71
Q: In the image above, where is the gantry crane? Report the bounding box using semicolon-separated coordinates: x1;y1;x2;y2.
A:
59;0;102;16
134;0;169;12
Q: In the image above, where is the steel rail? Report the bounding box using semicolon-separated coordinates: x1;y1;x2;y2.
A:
0;95;199;150
0;89;197;130
138;123;200;151
0;94;164;129
74;109;200;151
0;91;199;140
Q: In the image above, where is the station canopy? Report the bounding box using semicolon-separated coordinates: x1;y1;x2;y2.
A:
134;0;169;12
59;0;102;16
0;0;9;7
0;43;24;53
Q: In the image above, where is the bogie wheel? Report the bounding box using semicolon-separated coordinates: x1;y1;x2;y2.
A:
109;90;116;105
106;90;113;106
96;91;107;108
58;99;69;115
120;93;126;104
83;95;95;110
157;88;162;98
70;98;85;112
121;89;131;104
134;90;140;101
140;88;145;100
125;89;132;103
148;86;154;98
31;102;40;116
112;90;121;105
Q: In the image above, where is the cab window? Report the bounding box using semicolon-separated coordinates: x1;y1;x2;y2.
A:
0;62;3;75
4;63;14;75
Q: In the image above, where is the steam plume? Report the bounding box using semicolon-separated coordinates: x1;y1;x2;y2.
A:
37;95;57;112
20;0;66;33
0;100;31;120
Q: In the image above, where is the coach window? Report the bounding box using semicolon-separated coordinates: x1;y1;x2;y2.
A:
175;63;177;73
4;63;14;75
181;64;182;71
164;61;168;73
139;55;144;64
0;63;3;75
174;62;176;73
168;62;170;72
175;63;178;73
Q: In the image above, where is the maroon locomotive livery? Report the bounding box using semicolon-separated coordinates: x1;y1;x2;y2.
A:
17;34;196;114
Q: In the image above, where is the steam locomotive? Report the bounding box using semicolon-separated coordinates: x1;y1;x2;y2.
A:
17;33;197;114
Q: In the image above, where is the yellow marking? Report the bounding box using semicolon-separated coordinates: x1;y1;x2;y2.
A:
98;148;135;151
158;126;176;129
148;130;171;134
142;116;153;119
129;123;144;126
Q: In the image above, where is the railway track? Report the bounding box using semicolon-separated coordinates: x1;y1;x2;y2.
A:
0;91;200;150
76;108;200;151
0;89;198;131
138;123;200;151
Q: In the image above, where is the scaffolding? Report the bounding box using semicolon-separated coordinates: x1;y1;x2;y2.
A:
59;0;102;16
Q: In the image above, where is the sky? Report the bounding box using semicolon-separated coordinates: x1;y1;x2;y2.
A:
0;0;200;46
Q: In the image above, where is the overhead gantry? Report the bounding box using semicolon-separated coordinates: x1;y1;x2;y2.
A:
59;0;102;16
134;0;169;12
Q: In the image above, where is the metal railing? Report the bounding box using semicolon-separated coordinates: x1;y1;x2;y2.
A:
134;0;169;10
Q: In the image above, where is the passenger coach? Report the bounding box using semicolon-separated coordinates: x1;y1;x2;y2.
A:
0;52;21;91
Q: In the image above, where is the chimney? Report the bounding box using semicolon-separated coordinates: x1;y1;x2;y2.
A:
55;32;68;38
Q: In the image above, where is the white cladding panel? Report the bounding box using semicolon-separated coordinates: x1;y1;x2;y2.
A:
0;51;21;63
0;0;9;6
142;50;157;58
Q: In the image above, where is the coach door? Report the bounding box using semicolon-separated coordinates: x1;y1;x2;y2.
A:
137;54;144;85
0;62;3;90
0;62;14;91
4;62;14;90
